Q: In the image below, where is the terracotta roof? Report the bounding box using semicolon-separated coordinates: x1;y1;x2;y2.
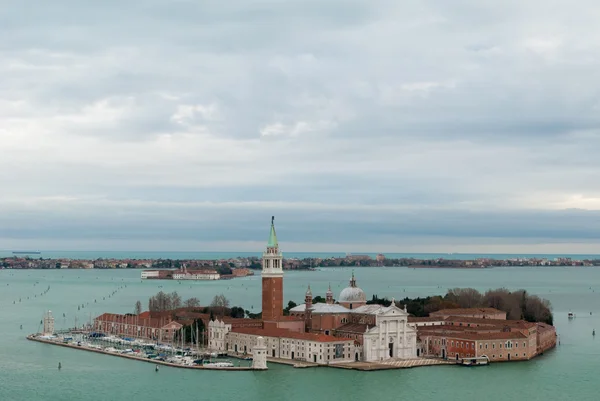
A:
95;313;172;329
536;322;556;333
408;316;445;322
443;316;537;329
334;323;369;334
419;330;528;341
221;317;264;327
273;315;304;321
430;308;506;316
231;327;352;343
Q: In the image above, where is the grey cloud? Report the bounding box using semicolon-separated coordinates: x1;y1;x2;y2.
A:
2;1;600;251
2;205;600;246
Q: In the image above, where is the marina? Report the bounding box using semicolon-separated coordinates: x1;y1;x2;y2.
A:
27;334;257;371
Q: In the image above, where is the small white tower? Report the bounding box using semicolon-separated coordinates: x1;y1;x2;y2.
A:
252;336;268;370
43;310;55;336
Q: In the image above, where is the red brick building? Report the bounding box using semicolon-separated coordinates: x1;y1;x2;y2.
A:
415;312;556;362
261;217;284;322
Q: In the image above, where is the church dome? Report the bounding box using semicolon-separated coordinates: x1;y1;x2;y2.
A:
338;272;366;303
339;286;366;303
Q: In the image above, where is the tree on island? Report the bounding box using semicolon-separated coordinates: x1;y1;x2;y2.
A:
148;291;201;312
183;297;201;308
230;306;245;318
134;300;142;315
312;296;326;304
283;300;297;316
293;288;554;325
245;310;261;319
171;291;182;309
210;294;230;317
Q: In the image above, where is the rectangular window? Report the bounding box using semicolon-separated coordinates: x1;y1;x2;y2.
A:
516;343;518;348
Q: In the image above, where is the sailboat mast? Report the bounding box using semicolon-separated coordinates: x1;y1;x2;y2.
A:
196;322;199;354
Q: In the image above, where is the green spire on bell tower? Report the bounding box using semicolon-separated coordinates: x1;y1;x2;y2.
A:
267;216;278;248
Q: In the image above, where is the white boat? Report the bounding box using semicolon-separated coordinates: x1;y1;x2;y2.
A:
203;361;234;368
568;312;575;319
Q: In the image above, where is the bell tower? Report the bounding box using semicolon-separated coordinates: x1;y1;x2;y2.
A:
261;216;284;321
304;285;313;332
326;283;334;305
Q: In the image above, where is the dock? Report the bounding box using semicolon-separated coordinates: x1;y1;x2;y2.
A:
263;355;453;371
27;335;261;371
326;358;455;371
265;356;319;368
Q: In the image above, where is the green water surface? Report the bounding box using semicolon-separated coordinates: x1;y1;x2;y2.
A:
0;266;598;401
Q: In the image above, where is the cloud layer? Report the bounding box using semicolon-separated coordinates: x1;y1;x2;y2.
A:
2;0;600;252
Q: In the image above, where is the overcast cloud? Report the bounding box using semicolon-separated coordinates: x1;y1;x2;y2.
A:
2;0;600;253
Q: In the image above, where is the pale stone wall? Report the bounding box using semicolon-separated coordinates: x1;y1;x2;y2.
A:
224;331;355;365
208;320;232;351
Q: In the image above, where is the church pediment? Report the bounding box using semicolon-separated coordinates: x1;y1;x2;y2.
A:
380;304;409;317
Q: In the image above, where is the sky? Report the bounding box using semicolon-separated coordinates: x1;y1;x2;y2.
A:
2;0;600;253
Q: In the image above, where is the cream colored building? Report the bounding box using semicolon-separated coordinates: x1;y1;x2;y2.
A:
172;270;220;280
208;319;356;365
141;270;160;279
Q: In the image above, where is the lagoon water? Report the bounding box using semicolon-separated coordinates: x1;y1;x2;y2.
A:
1;266;599;401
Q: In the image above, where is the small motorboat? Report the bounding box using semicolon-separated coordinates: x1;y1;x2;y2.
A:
459;357;489;366
568;312;575;319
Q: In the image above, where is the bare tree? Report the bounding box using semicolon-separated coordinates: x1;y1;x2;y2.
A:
134;300;142;315
171;291;182;309
211;294;230;317
148;291;173;312
439;287;553;324
484;288;511;310
446;288;483;308
184;297;201;308
211;294;230;308
524;295;553;324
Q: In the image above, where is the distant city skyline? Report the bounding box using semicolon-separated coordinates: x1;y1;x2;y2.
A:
2;1;600;252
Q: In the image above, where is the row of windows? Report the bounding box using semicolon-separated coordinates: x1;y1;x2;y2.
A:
490;353;528;358
450;341;474;349
479;341;527;350
451;352;528;359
